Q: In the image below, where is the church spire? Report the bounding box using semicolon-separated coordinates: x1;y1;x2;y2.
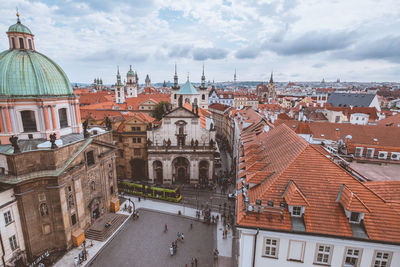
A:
269;71;274;84
172;63;180;90
234;68;237;83
199;64;207;90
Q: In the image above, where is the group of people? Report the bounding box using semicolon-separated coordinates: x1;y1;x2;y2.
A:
169;231;185;256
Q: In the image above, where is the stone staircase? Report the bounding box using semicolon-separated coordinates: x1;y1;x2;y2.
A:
85;213;128;242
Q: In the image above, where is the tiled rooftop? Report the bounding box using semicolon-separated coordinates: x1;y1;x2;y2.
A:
237;123;400;244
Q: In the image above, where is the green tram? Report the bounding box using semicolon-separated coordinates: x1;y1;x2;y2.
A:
117;180;182;203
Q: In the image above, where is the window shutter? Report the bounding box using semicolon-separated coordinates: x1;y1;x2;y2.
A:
288;240;305;261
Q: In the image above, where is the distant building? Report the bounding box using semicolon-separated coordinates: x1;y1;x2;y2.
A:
327;93;381;111
256;72;276;102
115;65;138;104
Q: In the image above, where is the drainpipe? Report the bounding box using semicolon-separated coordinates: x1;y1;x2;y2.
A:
0;233;6;267
252;228;259;267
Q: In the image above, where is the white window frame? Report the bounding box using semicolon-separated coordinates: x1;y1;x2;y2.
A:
3;210;12;225
372;250;393;267
378;151;388;160
9;235;18;251
349;212;361;224
390;152;400;161
262;237;279;258
355;147;363;157
343;247;363;267
289;205;304;217
366;148;375;158
314;243;333;265
287;240;305;262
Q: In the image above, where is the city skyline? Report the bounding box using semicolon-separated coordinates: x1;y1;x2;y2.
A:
1;0;399;83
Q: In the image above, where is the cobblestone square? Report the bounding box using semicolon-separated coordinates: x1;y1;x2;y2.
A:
90;209;217;267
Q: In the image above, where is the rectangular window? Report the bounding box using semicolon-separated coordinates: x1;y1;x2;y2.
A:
58;108;69;128
366;148;375;158
120;151;124;157
373;250;392;267
355;147;363;157
391;152;400;160
343;247;362;267
137;137;141;143
86;151;95;166
292;206;302;216
350;212;360;223
9;235;18;251
21;110;37;132
287;240;305;262
119;136;122;142
19;38;24;49
11;37;15;48
132;138;137;143
28;39;33;50
314;244;333;265
262;237;279;258
71;214;77;225
4;211;12;225
134;148;141;156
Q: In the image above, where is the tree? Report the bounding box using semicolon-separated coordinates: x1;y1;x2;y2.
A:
152;101;171;121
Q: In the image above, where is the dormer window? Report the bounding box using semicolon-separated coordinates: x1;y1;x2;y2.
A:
355;147;363;157
350;212;360;223
289;205;304;217
391;152;400;161
378;151;388;159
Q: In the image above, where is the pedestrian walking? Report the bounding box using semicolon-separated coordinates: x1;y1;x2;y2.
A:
181;233;184;241
169;246;174;256
164;223;168;232
195;257;198;267
190;222;193;229
177;232;181;239
191;257;195;267
138;196;141;202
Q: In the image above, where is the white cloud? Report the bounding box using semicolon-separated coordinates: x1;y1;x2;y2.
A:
0;0;399;83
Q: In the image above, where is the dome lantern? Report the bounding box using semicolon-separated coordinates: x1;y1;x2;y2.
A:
7;12;35;51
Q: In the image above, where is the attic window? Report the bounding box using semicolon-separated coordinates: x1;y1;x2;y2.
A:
289;205;304;217
378;151;388;160
349;212;361;223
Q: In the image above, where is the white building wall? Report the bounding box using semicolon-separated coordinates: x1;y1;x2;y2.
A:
0;188;26;266
238;228;400;267
369;95;381;112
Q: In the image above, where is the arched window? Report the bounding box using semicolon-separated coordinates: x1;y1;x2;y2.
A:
58;108;68;128
28;39;33;50
11;37;15;48
21;110;37;132
202;94;205;100
19;38;24;49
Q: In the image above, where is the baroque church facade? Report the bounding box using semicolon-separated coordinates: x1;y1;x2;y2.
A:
147;91;216;185
0;16;118;264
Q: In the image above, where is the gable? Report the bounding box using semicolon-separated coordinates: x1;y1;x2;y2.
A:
164;107;198;118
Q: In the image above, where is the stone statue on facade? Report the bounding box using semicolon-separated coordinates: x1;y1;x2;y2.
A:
83;119;89;138
9;135;20;153
50;133;58;149
105;116;112;130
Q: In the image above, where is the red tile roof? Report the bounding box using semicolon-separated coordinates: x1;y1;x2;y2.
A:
376;113;400;127
237;123;400;244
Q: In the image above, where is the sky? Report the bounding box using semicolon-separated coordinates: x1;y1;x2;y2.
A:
1;0;400;84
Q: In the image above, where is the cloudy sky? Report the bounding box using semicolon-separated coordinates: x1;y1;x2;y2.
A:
1;0;400;83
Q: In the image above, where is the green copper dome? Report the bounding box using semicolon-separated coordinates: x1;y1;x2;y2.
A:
127;65;134;76
0;49;74;98
7;22;32;35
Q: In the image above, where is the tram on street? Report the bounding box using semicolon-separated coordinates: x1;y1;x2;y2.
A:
117;180;182;203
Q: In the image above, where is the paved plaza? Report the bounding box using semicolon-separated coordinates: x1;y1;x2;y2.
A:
90;209;217;267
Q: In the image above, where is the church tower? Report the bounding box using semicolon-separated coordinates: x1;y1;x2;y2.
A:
126;65;137;98
267;71;276;99
115;66;125;103
199;65;209;110
145;74;151;88
171;64;180;106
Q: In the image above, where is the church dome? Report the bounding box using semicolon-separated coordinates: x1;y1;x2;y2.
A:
7;21;32;35
0;49;73;98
